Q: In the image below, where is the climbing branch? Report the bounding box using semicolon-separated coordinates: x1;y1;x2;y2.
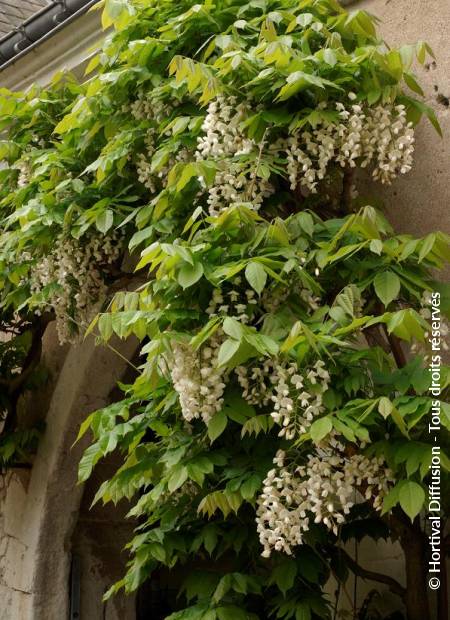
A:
336;547;406;599
384;329;407;368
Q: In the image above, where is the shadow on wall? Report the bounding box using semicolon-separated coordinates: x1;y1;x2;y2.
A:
0;324;139;620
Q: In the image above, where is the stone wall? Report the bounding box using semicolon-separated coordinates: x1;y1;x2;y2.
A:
359;0;450;243
0;470;32;619
0;326;138;619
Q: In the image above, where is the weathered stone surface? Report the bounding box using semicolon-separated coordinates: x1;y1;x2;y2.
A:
0;324;139;619
358;0;450;244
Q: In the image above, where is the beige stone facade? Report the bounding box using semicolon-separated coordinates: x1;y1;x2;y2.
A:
0;328;138;619
359;0;450;257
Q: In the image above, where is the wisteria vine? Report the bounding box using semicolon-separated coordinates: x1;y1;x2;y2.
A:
1;2;449;620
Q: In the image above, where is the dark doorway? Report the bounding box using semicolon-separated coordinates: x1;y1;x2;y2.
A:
136;571;180;619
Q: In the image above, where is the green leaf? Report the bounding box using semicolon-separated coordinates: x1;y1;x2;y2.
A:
213;575;232;603
407;98;442;137
129;226;153;250
374;271;401;307
271;559;297;595
178;262;204;289
369;239;383;255
199;491;239;518
203;525;218;555
148;541;166;563
190;317;221;350
96;209;114;233
295;212;314;236
78;443;102;482
404;73;424;96
76;413;96;443
399;481;425;521
382;481;404;514
217;606;248;620
385;309;427;342
245;333;279;358
176;163;197;191
102;0;135;31
332;417;356;442
217;339;240;367
378;396;393;419
295;604;312;620
245;262;267;295
241;415;274;437
98;313;113;340
240;474;261;501
207;410;228;442
310;417;332;443
223;317;244;340
319;242;367;267
182;205;203;234
169;116;191;135
168;466;188;492
418;233;436;263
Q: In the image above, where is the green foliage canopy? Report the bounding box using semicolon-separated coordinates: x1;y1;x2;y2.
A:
0;1;449;618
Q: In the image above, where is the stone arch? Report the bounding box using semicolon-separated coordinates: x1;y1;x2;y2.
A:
0;324;139;620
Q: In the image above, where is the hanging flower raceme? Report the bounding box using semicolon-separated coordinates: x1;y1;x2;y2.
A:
169;284;262;424
286;100;414;192
194;95;415;214
206;282;258;324
14;159;32;189
196;95;274;216
256;446;394;557
129;91;190;194
170;332;228;424
30;232;121;344
236;359;330;439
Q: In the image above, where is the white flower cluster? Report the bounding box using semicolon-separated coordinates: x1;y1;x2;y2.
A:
14;159;32;188
131;93;414;216
236;359;330;439
30;233;121;344
129;93;175;124
261;271;321;315
128;92;191;193
170;333;227;424
136;128;158;193
170;282;262;424
136;128;190;194
286;100;414;192
206;281;258;324
196;95;273;216
256;448;393;557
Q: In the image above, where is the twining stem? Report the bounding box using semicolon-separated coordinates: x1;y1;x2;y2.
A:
337;547;406;598
362;315;431;620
